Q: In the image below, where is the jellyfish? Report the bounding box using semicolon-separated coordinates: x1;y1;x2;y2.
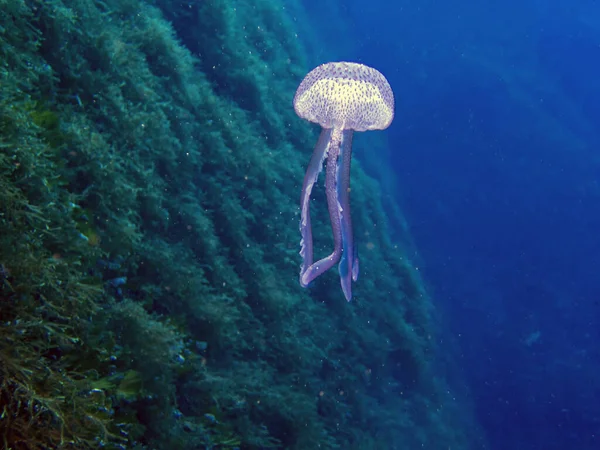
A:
294;61;395;301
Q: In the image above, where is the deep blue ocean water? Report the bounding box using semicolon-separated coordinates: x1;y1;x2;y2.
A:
304;1;600;449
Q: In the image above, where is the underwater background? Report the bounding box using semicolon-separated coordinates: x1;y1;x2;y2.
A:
0;0;597;449
319;1;599;450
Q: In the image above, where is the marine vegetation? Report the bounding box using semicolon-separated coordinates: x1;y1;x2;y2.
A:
0;0;472;448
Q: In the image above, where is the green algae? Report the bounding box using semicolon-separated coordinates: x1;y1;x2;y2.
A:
0;0;471;448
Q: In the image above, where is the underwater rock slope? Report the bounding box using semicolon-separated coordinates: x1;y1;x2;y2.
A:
0;0;470;448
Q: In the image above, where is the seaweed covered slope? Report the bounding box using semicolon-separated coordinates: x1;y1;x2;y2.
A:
0;0;469;448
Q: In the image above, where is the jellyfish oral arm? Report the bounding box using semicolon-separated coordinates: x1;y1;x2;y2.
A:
299;128;331;280
336;129;358;301
299;128;342;288
299;128;357;301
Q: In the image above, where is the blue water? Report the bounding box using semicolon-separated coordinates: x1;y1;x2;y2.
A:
306;1;600;449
